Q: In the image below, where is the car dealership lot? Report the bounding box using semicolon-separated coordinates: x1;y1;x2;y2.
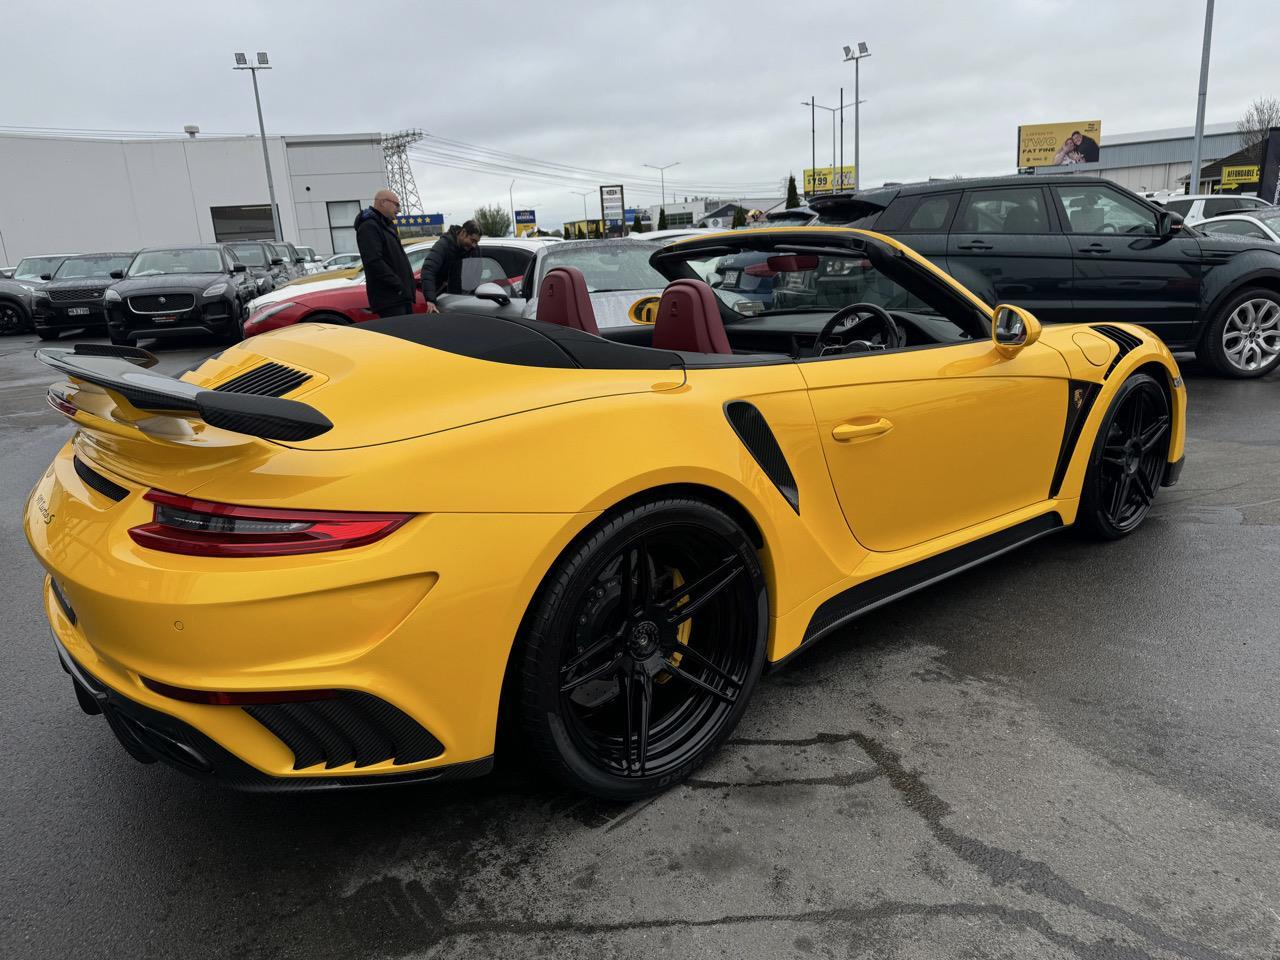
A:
2;333;1278;959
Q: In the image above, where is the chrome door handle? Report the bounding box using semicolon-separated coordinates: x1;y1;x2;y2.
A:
832;418;893;442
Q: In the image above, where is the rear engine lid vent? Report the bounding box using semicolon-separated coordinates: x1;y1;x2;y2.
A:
214;361;311;398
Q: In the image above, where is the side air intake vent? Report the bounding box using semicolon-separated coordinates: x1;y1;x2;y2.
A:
1092;325;1142;379
214;361;311;398
73;455;129;502
244;692;443;770
724;400;799;513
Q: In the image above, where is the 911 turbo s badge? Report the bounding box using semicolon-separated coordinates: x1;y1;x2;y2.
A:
35;494;54;525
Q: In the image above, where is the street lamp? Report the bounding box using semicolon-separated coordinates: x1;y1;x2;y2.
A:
509;179;516;237
801;99;839;193
233;51;282;241
642;161;680;208
842;41;871;191
570;190;591;236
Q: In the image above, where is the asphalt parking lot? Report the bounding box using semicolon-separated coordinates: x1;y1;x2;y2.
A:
1;331;1278;960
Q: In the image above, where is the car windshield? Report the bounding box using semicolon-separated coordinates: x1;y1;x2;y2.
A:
53;255;132;279
1255;209;1280;227
537;243;666;293
228;243;269;267
14;257;66;280
688;248;943;318
127;249;224;277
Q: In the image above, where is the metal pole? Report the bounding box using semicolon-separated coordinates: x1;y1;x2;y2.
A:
1189;0;1215;195
660;169;666;207
249;69;282;242
839;87;844;191
508;180;516;236
854;59;861;191
811;96;816;199
830;110;837;193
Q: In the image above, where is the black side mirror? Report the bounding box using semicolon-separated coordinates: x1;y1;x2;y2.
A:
40;273;52;281
271;257;285;266
109;270;124;280
232;263;247;273
294;257;305;264
1157;210;1184;236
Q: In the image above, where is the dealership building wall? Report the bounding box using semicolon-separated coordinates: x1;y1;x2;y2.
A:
0;132;388;265
1030;122;1242;193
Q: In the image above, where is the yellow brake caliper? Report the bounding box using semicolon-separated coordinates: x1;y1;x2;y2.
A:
656;568;691;683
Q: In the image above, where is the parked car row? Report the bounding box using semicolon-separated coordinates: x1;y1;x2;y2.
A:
0;239;328;339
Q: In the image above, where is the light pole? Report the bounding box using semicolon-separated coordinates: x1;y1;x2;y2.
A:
842;42;871;191
643;161;679;209
233;51;282;241
802;100;839;192
509;179;516;237
570;190;591;236
1189;0;1215;195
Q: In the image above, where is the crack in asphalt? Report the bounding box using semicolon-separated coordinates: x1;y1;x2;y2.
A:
349;878;1161;960
850;731;1234;960
683;769;880;790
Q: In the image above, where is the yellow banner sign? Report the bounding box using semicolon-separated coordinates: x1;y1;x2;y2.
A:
515;222;538;237
1222;164;1260;188
804;166;856;193
1017;121;1102;168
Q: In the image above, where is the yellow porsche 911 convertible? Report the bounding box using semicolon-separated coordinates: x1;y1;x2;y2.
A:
24;227;1186;798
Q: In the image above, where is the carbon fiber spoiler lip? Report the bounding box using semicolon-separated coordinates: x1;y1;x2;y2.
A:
35;347;333;442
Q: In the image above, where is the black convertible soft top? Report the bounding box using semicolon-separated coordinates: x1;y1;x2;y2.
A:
360;313;788;370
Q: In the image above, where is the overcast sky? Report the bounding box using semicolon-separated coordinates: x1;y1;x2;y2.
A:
7;0;1278;230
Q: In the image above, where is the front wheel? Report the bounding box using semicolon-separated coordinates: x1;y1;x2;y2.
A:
519;498;767;799
0;299;29;335
1196;287;1280;378
1075;373;1171;540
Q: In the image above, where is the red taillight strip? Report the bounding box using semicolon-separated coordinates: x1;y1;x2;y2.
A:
127;490;412;557
141;676;340;705
47;389;79;418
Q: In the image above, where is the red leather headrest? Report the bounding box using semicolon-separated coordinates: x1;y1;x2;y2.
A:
652;279;732;354
536;266;598;335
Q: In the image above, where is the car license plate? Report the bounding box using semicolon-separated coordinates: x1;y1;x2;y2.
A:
153;315;178;324
66;307;90;316
721;270;741;287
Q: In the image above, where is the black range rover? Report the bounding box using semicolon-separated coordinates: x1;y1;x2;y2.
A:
105;245;259;347
31;252;135;340
810;175;1280;377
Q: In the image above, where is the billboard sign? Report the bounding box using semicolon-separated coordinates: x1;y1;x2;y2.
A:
600;184;626;238
1017;121;1102;168
1221;164;1261;190
803;166;855;194
395;213;444;229
514;209;537;236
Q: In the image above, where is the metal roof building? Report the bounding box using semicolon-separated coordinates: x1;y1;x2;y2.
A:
1030;122;1244;193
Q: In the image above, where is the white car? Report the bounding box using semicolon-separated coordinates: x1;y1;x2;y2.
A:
627;228;717;244
317;252;363;272
1196;210;1280;243
1156;193;1274;226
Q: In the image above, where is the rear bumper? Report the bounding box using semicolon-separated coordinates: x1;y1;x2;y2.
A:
53;632;493;792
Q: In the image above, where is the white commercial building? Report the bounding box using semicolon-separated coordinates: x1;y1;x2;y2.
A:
0;131;389;265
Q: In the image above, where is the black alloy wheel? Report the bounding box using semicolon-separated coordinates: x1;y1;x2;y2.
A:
520;499;766;799
1076;373;1171;540
0;299;29;335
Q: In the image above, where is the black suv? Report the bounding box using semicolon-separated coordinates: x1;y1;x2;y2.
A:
810;175;1280;377
105;245;259;347
31;252;135;340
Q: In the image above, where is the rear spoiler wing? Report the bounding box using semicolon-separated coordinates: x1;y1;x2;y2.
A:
36;344;332;442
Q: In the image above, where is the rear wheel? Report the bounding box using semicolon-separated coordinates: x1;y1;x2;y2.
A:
1076;373;1171;540
1196;287;1280;378
519;498;767;799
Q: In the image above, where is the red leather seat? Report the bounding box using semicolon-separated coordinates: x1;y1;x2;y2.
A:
536;266;599;335
652;279;732;354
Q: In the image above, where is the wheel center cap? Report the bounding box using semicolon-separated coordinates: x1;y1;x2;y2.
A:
629;620;660;656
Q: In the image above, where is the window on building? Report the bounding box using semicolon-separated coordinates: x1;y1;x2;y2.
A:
210;205;276;242
665;212;694;227
328;200;363;254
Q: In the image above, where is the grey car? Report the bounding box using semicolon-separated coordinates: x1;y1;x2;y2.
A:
438;239;665;329
0;253;79;333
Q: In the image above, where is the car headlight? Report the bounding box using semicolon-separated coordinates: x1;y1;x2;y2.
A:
250;301;296;322
104;288;121;303
31;288;50;301
202;282;228;298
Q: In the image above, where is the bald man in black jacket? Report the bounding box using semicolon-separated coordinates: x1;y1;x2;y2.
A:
355;190;415;318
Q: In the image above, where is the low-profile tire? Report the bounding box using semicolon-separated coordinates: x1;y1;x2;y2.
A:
1075;372;1172;541
1195;286;1280;378
519;497;767;799
0;299;29;335
35;326;60;341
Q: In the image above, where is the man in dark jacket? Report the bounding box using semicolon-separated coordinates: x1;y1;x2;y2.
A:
420;221;482;313
355;190;415;317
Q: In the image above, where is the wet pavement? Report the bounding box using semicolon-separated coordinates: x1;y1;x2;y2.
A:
1;329;1277;960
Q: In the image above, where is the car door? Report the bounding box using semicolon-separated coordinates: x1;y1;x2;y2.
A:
435;253;526;318
946;186;1075;324
1052;183;1202;346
